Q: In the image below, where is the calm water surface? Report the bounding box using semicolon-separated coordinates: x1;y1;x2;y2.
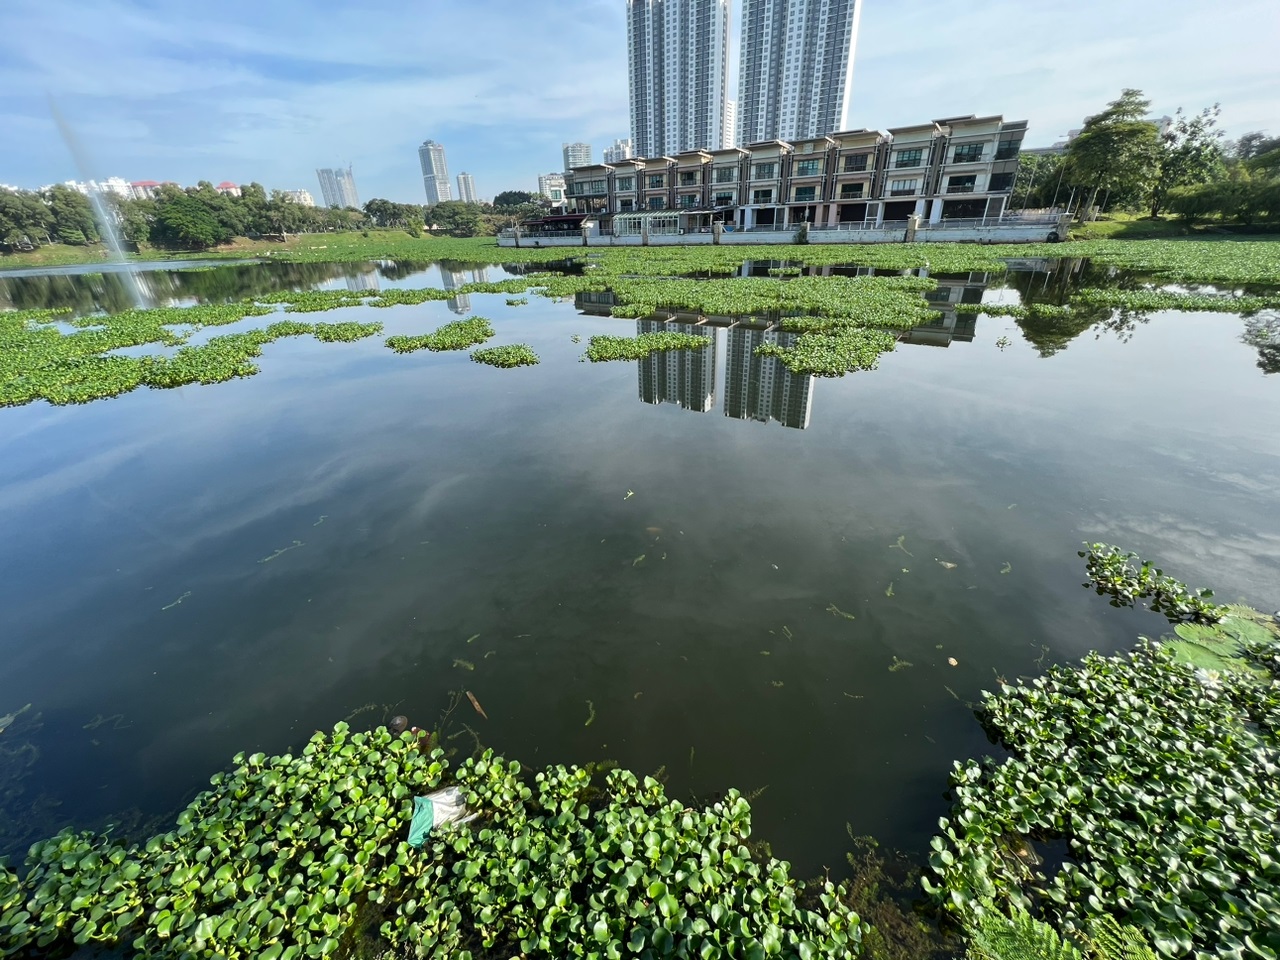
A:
2;258;1278;876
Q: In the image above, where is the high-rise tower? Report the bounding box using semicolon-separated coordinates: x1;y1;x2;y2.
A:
316;166;360;208
738;0;863;143
418;141;452;205
456;172;477;204
626;0;730;157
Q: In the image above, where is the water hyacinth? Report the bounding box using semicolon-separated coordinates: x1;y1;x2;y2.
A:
470;344;540;368
384;318;495;354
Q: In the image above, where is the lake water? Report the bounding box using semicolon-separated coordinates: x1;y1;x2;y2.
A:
2;257;1278;878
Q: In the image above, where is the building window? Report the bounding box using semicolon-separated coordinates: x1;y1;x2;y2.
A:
714;166;736;183
589;179;606;194
952;143;984;163
679;194;697;208
893;149;923;168
648;196;665;210
551;189;563;200
889;179;918;196
995;139;1021;161
793;185;816;202
648;174;665;188
616;176;634;191
946;175;977;194
752;188;773;204
714;192;734;206
679;171;699;185
842;154;869;172
619;199;634;211
752;162;776;180
794;159;821;176
839;182;864;199
989;173;1014;191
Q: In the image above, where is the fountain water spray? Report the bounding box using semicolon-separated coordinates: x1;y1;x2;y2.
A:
48;96;148;310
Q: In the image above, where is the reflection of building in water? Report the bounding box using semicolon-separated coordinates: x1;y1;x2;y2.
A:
637;321;716;413
724;327;814;429
344;267;380;292
439;267;471;315
902;271;991;346
469;267;491;284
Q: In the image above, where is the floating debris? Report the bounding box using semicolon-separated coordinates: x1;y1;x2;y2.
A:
571;335;581;343
161;591;192;611
842;692;864;700
646;526;662;535
1007;504;1017;510
661;552;667;560
259;540;304;564
760;650;772;656
770;680;784;688
936;559;958;570
1000;562;1012;574
889;657;913;672
826;602;856;621
948;657;959;667
632;554;646;567
885;582;895;598
624;490;635;500
0;703;32;735
584;700;596;727
84;713;130;731
313;515;328;527
453;659;475;672
781;625;793;640
466;633;479;644
466;691;488;720
771;563;779;570
891;535;914;557
901;568;910;574
633;691;643;700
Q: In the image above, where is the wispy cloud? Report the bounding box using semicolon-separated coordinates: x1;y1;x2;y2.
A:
1;0;1275;200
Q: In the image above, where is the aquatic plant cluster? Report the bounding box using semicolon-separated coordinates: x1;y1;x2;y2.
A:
584;332;711;362
385;317;495;354
470;344;540;368
1079;543;1228;622
0;726;868;960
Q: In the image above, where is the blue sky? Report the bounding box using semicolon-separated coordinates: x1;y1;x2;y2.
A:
1;0;1277;203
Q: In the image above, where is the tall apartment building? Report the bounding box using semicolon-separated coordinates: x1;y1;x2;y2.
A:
418;141;452;205
603;138;635;164
626;0;730;157
723;99;738;148
456;172;477;204
562;142;594;171
738;0;863;143
316;166;360;208
538;172;568;205
724;327;813;429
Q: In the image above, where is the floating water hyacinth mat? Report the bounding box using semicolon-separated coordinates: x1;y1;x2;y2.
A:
0;725;871;959
470;344;539;368
384;317;495;353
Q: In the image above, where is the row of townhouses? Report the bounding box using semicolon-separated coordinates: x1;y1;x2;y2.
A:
560;114;1026;233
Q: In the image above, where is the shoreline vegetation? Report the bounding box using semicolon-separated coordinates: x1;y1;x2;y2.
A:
1;548;1276;959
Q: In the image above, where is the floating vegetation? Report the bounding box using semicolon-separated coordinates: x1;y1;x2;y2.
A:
313;515;327;526
452;658;475;672
770;680;785;688
891;535;914;557
632;554;646;567
1080;543;1226;622
826;602;857;621
954;302;1072;320
465;634;479;644
583;331;710;362
995;335;1012;350
1071;288;1280;314
0;703;32;735
470;344;540;368
781;625;793;640
258;540;304;564
936;560;958;570
270;289;373;313
888;657;913;672
885;582;896;598
385;317;495;353
570;334;581;344
583;700;596;727
311;320;383;342
624;489;634;500
504;297;529;306
82;714;130;731
1000;562;1012;575
160;591;192;611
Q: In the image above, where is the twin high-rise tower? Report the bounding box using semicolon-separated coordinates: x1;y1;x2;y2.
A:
418;140;452;204
626;0;863;155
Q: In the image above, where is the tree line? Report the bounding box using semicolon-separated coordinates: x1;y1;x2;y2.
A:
0;185;552;253
1012;89;1280;225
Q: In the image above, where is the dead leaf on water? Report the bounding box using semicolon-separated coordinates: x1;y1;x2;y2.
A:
466;691;489;720
936;559;957;570
948;657;959;667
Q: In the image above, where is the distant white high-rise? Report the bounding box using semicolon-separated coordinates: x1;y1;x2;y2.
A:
457;172;477;204
418;141;453;205
738;0;863;143
562;142;593;171
626;0;730;157
723;99;738;147
316;166;360;208
603;138;635;163
636;320;716;413
281;189;315;207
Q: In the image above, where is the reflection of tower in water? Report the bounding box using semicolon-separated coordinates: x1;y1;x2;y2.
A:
344;267;380;292
637;321;716;413
439;267;471;315
724;327;814;429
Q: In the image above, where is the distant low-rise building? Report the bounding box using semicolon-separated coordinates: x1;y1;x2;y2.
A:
130;181;163;200
603;139;635;164
537;172;568;207
281;189;315;207
563;142;593;171
215;181;241;197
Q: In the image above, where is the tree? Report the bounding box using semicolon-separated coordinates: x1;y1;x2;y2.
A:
425;200;486;237
1229;132;1271;161
1064;89;1161;218
492;190;538;210
42;184;100;245
1148;105;1226;217
151;193;231;249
